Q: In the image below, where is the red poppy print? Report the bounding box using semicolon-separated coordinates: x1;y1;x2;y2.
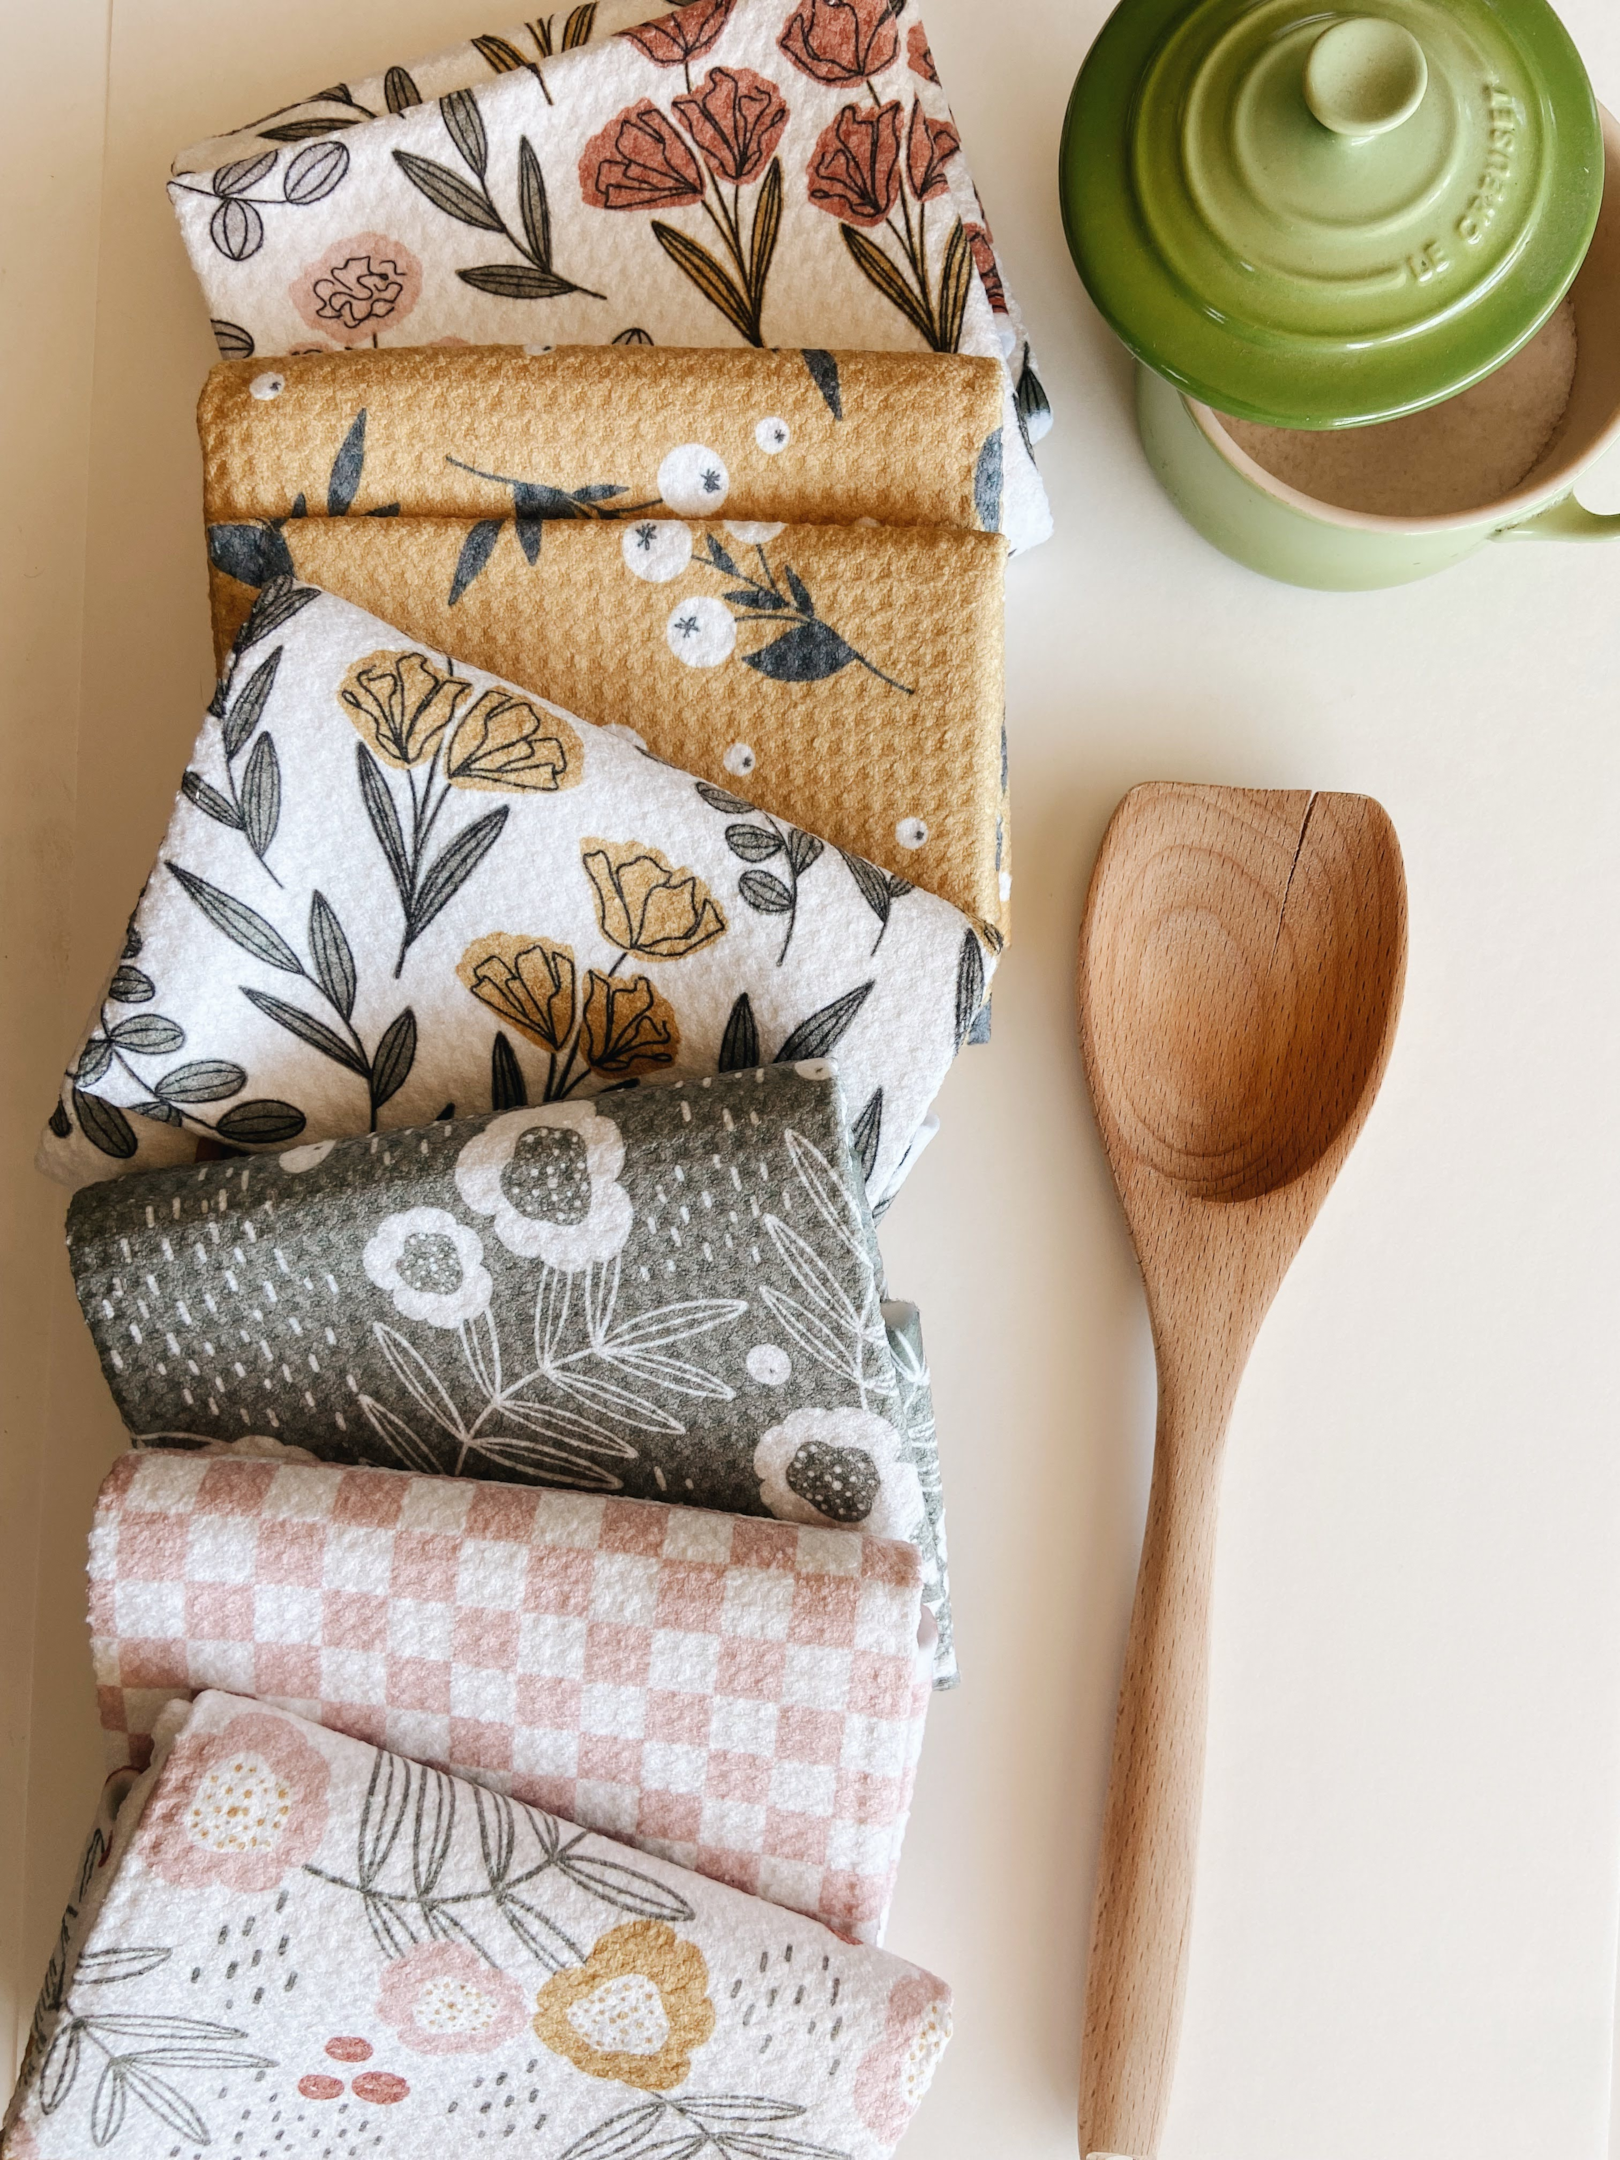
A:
964;220;1008;312
672;67;790;185
810;95;976;351
906;100;960;203
578;50;788;343
906;23;940;81
621;0;737;66
778;0;901;86
807;101;903;226
579;102;705;211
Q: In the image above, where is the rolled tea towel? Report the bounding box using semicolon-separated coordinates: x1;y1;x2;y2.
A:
172;0;1046;443
40;584;996;1200
7;1689;952;2154
87;1453;937;1933
166;0;1053;550
65;1063;955;1673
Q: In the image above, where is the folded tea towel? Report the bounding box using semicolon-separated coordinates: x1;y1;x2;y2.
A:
172;0;1045;402
877;1300;949;1679
7;1689;951;2157
166;0;1053;551
171;0;1045;434
40;585;995;1199
66;1062;956;1676
174;0;743;173
206;516;1010;939
200;343;1009;532
87;1452;937;1930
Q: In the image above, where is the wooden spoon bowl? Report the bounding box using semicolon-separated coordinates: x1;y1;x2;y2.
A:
1086;788;1402;1201
1076;785;1407;2159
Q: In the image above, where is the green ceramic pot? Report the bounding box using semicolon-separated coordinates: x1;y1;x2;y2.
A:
1061;0;1601;426
1060;0;1617;585
1134;111;1620;589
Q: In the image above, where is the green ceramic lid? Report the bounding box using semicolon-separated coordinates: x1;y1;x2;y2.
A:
1060;0;1602;427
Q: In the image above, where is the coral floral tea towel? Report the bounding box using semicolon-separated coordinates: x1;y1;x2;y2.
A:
39;584;995;1201
166;0;1053;550
68;1064;956;1677
6;1689;952;2158
88;1455;936;1930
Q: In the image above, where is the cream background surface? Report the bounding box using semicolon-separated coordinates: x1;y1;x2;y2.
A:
3;2;1620;2156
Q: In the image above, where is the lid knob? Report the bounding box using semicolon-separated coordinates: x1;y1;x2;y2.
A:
1303;17;1428;137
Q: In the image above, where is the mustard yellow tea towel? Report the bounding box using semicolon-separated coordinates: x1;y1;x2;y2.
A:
199;344;1010;533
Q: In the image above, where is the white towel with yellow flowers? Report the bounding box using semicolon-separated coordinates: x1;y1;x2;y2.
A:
6;1689;952;2160
39;581;992;1198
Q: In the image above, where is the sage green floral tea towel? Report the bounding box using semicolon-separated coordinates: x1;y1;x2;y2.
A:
90;1453;939;1927
878;1300;949;1679
166;0;1053;551
8;1690;952;2158
39;584;995;1200
67;1064;956;1678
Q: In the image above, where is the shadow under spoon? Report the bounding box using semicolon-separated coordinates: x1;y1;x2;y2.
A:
1074;783;1408;2159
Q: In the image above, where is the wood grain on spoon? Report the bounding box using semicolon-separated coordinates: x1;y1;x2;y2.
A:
1075;785;1407;2160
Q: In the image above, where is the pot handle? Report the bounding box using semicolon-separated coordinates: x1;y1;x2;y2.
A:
1495;493;1620;542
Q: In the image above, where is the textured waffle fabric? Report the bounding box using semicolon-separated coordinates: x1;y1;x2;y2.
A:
64;1064;956;1676
166;0;1053;550
7;1688;951;2156
40;587;996;1200
199;345;1010;532
87;1454;934;1938
206;514;1010;941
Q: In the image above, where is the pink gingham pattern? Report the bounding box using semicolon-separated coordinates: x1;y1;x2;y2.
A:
88;1451;933;1942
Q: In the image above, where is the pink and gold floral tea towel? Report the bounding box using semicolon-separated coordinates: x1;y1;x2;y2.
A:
39;581;996;1197
7;1689;952;2158
89;1454;935;1937
167;0;1053;551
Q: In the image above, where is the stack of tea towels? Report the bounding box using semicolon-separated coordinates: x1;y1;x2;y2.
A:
9;5;1051;2155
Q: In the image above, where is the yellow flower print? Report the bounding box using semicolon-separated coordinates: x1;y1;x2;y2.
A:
581;970;680;1078
457;934;577;1051
532;1921;715;2092
581;840;727;961
340;649;471;769
445;688;584;794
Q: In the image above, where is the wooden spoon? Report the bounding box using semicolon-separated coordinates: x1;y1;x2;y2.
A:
1074;784;1407;2160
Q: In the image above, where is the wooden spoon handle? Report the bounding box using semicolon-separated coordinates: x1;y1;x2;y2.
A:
1079;1405;1225;2160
